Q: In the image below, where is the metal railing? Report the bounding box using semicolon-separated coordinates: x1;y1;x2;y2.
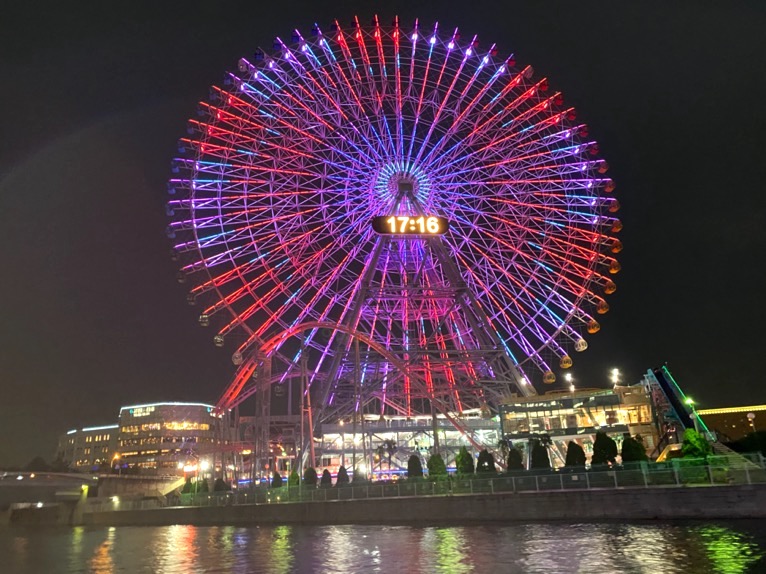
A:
86;454;766;512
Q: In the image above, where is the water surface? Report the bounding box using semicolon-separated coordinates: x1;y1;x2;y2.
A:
1;521;764;573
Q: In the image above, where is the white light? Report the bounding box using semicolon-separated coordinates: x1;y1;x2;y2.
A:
301;44;307;52
569;384;575;392
359;463;367;474
411;33;418;41
36;502;43;508
482;56;489;64
200;460;210;471
16;475;23;481
448;41;454;49
429;36;436;45
564;373;573;383
466;48;472;56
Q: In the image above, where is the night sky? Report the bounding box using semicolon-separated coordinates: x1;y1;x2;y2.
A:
2;1;765;467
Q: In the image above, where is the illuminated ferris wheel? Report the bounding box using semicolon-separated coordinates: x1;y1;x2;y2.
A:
167;16;621;428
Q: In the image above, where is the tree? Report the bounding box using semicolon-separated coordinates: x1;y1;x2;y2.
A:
620;435;648;463
455;446;475;475
336;465;350;486
728;430;766;457
271;471;283;488
199;478;210;493
320;469;333;487
288;469;300;487
303;467;318;486
213;478;231;491
681;428;713;459
476;449;496;474
50;456;70;473
591;431;618;466
24;456;51;472
427;453;447;478
530;439;551;470
506;445;524;471
564;441;587;467
181;477;194;493
407;454;424;478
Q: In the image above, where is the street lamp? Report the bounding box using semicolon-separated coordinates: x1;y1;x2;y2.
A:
113;453;121;477
747;412;757;432
610;368;620;387
564;373;575;393
685;397;700;432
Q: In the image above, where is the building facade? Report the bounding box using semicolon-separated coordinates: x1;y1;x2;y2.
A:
116;402;222;475
499;385;659;468
56;424;118;472
698;405;766;442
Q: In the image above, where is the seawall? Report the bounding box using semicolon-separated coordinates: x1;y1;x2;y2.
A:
81;484;766;527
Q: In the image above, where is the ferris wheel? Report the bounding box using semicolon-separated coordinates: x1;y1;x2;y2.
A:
167;16;621;423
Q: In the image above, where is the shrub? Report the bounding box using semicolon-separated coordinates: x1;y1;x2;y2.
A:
320;469;333;487
476;449;495;474
455;446;475;475
407;454;424;478
620;435;648;463
336;465;350;486
506;446;524;471
213;478;231;492
427;453;447;478
564;441;586;467
303;467;318;486
181;477;193;494
591;431;618;466
271;471;283;488
682;428;713;459
530;440;551;470
288;469;301;487
198;478;210;493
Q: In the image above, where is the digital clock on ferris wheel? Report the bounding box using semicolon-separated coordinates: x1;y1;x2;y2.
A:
372;215;449;235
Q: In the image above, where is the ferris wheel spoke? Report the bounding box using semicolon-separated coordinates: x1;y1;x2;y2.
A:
171;17;621;402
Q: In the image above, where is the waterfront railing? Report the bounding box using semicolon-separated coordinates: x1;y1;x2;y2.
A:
83;453;766;513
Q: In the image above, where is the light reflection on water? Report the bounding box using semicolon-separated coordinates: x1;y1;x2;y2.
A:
1;521;764;573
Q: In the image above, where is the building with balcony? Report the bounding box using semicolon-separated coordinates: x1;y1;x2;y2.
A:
499;385;660;468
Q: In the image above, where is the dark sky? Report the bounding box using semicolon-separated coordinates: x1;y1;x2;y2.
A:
1;1;765;467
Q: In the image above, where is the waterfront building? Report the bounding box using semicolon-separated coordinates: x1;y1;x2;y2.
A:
317;411;500;480
698;405;766;442
116;402;222;475
499;385;660;468
56;424;118;472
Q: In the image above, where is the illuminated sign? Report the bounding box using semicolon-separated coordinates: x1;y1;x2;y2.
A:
129;406;156;417
372;215;449;235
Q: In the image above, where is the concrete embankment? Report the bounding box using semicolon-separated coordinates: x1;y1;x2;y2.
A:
82;484;766;527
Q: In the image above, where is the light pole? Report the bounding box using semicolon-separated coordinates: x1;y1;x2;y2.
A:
685;397;700;433
113;453;121;476
565;373;575;393
747;412;757;433
610;368;621;388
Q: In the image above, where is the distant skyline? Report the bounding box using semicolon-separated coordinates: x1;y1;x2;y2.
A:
2;1;765;466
